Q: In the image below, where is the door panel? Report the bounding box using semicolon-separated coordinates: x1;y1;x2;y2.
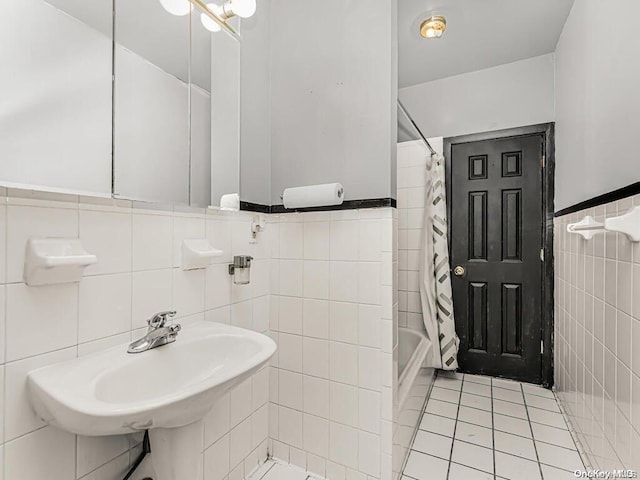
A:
501;283;522;356
502;189;522;261
468;192;488;260
468;282;488;351
450;134;543;383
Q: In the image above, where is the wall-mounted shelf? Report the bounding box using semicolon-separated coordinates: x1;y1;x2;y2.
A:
24;238;97;286
567;206;640;242
605;205;640;242
182;239;223;270
566;215;605;240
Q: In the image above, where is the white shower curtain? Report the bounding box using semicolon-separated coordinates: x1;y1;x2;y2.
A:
419;154;459;370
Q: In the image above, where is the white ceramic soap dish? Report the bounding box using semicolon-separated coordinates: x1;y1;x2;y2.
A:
181;239;223;270
24;238;97;286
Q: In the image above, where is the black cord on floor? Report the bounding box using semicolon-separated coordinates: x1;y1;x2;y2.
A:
123;430;152;480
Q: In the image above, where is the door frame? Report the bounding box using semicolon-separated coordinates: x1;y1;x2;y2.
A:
444;123;555;388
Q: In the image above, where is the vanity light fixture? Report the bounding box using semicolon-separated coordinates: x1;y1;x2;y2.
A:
220;0;257;19
159;0;192;16
420;15;447;39
200;3;224;32
199;0;256;32
159;0;256;38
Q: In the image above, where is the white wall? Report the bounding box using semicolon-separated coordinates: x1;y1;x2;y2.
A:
239;2;273;206
268;0;398;204
191;85;212;208
114;45;190;205
212;29;241;206
555;0;640;211
237;0;399;206
396;138;443;335
0;0;218;207
398;54;555;140
555;196;640;471
0;185;399;480
553;0;640;470
0;188;271;480
114;46;213;206
0;0;112;196
268;209;396;479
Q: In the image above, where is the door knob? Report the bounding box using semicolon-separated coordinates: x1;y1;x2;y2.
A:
453;265;466;276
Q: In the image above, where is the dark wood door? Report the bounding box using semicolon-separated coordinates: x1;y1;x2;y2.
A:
449;134;543;384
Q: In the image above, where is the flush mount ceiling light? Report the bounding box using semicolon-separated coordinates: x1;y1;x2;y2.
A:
420;15;447;39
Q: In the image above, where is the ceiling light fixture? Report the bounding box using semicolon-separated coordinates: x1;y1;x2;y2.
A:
420;15;447;39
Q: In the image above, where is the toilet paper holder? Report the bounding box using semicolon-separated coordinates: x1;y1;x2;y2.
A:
280;183;345;209
279;186;344;200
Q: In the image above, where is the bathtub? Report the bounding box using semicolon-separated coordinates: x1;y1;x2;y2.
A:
393;328;436;480
397;328;433;411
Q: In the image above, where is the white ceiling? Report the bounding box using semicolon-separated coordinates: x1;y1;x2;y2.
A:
399;0;574;88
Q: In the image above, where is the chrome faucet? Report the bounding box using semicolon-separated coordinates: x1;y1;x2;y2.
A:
128;311;181;354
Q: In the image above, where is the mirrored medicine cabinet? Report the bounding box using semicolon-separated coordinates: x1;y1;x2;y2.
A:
0;0;245;207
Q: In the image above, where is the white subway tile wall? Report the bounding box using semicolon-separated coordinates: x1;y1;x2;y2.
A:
268;208;397;480
394;140;442;479
0;188;272;480
396;139;442;334
554;195;640;472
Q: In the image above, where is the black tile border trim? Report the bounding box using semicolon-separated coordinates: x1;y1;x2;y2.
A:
239;201;270;213
240;197;396;214
554;181;640;217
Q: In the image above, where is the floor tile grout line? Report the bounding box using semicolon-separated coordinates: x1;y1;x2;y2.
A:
417;377;582;479
449;461;501;479
252;460;276;480
421;408;575;448
429;389;563;413
490;377;497;480
418;377;576;480
521;382;545;480
433;419;574;446
445;373;464;480
402;474;420;480
548;390;590;470
414;432;557;467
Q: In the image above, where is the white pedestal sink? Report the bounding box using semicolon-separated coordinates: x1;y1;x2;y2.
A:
27;322;276;480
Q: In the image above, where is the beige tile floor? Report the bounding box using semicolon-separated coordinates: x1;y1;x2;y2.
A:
402;372;585;480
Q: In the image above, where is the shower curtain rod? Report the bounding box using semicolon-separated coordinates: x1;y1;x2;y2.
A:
397;99;437;156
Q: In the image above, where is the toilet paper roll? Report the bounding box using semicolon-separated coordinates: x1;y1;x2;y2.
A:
219;193;240;211
282;183;344;209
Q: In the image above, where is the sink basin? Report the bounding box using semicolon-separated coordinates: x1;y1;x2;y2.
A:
28;322;276;436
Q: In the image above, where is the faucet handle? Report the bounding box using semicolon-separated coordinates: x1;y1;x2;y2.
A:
148;310;177;328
